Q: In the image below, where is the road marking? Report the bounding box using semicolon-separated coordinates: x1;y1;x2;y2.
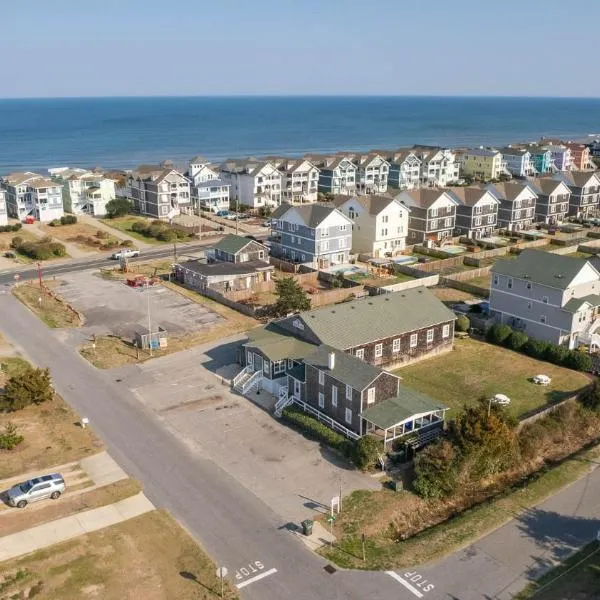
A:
386;572;423;598
236;568;277;589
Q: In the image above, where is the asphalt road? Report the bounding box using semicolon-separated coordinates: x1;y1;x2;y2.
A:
0;294;402;600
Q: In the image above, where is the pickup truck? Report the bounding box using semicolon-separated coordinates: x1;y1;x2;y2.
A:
111;249;140;260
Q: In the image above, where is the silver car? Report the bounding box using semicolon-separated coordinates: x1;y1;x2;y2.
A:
6;473;65;508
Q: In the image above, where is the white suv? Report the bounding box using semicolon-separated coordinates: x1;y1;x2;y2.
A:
7;473;66;508
111;249;140;260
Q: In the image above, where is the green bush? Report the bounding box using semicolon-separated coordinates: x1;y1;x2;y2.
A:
48;219;61;227
486;323;513;345
579;381;600;411
120;240;134;248
131;221;149;234
455;315;470;332
351;435;383;470
105;197;132;218
281;407;354;458
10;236;24;249
0;223;22;232
544;344;570;365
157;228;178;242
413;439;460;499
564;350;592;372
523;338;551;360
60;214;77;225
2;366;53;412
506;331;528;351
0;422;24;450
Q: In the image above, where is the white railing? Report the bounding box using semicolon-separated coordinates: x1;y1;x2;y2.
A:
241;370;262;394
232;365;252;389
274;389;293;417
290;398;360;441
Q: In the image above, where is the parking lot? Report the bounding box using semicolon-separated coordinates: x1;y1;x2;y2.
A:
112;340;380;523
56;270;224;339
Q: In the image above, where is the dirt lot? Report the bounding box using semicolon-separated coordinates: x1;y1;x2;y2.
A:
0;509;238;599
0;356;103;478
431;285;484;304
40;222;123;253
13;281;83;328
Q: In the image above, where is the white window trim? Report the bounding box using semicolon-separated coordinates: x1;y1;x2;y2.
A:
345;408;352;424
392;338;401;352
345;385;352;400
318;392;325;408
410;333;418;348
318;370;324;385
374;343;383;358
426;329;434;343
442;324;450;338
367;387;375;405
332;386;338;407
355;348;364;360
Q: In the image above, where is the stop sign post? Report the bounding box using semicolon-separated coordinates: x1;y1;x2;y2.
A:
216;566;228;598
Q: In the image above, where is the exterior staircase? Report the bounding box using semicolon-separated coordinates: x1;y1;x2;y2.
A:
232;366;262;394
274;388;293;418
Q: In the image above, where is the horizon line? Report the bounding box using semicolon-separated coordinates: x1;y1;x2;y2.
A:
2;93;600;101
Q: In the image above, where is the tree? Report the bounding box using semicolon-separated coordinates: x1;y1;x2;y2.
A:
486;323;513;345
506;331;528;351
352;435;383;470
564;350;592;372
330;271;346;289
544;344;569;365
2;367;54;412
273;277;310;316
580;381;600;412
523;338;551;360
105;197;132;218
455;315;470;332
0;422;24;450
413;439;460;499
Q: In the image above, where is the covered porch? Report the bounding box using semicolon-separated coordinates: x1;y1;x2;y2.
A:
361;389;449;451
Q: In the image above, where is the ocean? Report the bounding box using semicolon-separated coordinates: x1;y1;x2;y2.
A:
0;96;599;173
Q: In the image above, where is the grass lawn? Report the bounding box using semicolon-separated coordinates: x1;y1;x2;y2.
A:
0;230;39;264
397;338;590;418
101;216;164;245
516;541;600;599
0;509;239;599
99;259;176;281
465;275;491;289
431;286;482;304
0;356;103;478
13;282;83;328
40;222;122;253
80;281;258;369
0;478;142;537
321;442;600;570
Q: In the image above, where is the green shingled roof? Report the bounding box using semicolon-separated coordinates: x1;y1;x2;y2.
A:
562;294;600;313
361;386;448;429
303;345;389;391
213;234;261;255
292;286;455;349
245;324;316;361
491;249;594;290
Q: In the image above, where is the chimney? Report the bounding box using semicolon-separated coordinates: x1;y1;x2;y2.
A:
328;352;336;370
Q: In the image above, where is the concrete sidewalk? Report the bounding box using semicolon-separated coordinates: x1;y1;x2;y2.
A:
80;451;127;486
0;492;154;562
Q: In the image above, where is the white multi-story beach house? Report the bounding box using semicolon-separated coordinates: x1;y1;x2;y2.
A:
0;189;8;226
385;149;422;190
187;156;230;213
351;153;389;195
1;172;64;222
411;146;460;187
48;167;115;216
497;147;537;178
304;154;358;196
128;164;192;219
219;159;282;210
333;194;409;256
268;157;320;203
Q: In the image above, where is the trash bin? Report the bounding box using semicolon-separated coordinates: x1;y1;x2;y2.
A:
301;519;313;536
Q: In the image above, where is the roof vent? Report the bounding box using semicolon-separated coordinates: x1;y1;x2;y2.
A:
555;274;564;279
523;274;530;279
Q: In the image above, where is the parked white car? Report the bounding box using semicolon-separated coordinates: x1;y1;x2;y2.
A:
111;249;140;260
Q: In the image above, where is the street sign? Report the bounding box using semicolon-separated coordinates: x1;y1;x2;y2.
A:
327;515;336;523
216;566;228;579
331;495;340;515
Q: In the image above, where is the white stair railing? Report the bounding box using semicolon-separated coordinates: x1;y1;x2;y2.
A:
241;370;262;394
232;365;252;390
274;388;293;417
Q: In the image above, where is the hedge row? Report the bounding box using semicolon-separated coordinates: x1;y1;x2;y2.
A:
130;220;189;242
0;223;22;233
281;406;382;469
10;236;67;260
49;215;77;227
486;323;592;372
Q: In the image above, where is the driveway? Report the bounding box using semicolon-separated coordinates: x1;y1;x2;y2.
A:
55;270;223;340
112;338;380;522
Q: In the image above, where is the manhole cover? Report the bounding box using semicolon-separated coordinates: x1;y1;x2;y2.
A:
323;565;337;575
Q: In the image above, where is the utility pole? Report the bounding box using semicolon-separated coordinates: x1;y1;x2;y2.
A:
146;284;153;357
173;241;177;261
37;262;43;289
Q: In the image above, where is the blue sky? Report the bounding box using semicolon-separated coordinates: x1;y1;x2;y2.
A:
2;0;599;98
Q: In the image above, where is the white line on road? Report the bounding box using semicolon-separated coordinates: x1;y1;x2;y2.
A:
236;568;278;589
386;572;423;598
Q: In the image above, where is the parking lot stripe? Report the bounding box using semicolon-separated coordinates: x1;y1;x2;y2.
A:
236;568;278;589
386;572;424;598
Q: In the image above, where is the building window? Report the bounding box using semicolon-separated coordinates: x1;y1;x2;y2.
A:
318;371;324;385
540;315;547;324
426;329;434;343
374;343;383;358
287;359;293;369
263;360;270;375
526;282;532;289
442;324;450;338
527;302;532;309
273;360;286;375
542;296;548;304
507;277;513;289
346;385;352;400
332;386;338;407
367;388;375;405
392;338;401;353
345;408;352;424
355;348;364;360
318;393;325;408
410;333;418;348
493;275;499;286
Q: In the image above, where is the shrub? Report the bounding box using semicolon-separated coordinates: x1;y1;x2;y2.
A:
48;219;61;227
486;323;513;345
10;236;24;249
564;350;592;372
506;331;528;351
175;229;189;240
105;197;132;218
281;407;354;458
413;439;460;499
48;242;67;256
12;222;22;231
131;221;149;234
455;315;470;332
0;422;24;450
523;338;551;360
258;206;272;217
351;435;383;470
544;344;570;365
580;381;600;412
2;366;54;412
96;229;110;239
120;240;134;248
60;214;77;225
157;229;178;242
